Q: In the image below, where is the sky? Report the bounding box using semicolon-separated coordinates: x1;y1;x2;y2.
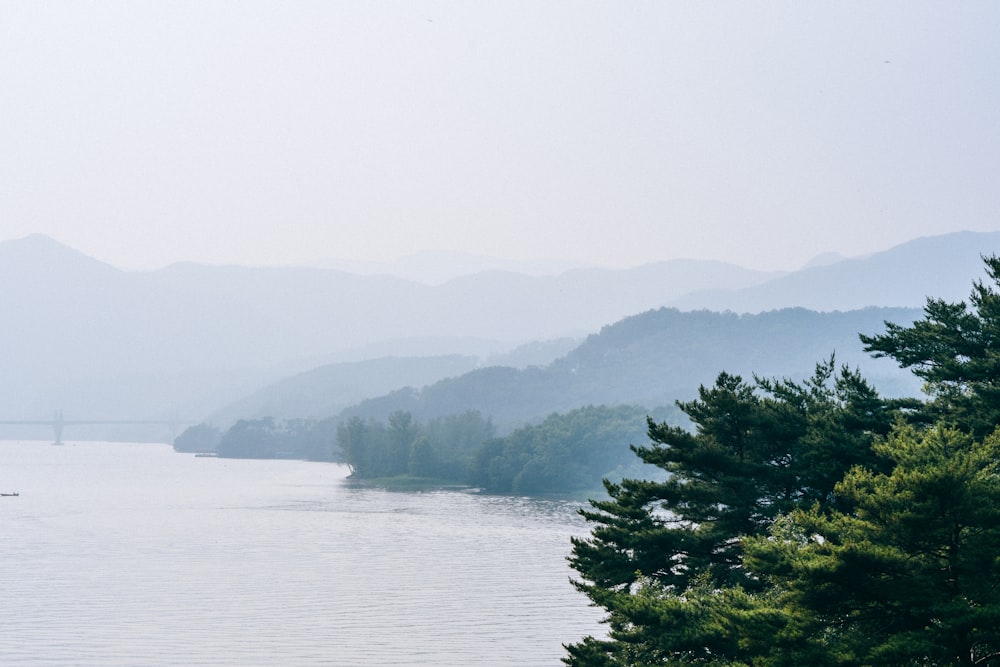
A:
1;1;998;272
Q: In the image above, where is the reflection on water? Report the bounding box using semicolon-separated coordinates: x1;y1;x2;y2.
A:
0;441;603;666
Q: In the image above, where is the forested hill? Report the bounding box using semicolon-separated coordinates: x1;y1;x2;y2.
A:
338;306;923;431
205;339;583;425
204;354;480;424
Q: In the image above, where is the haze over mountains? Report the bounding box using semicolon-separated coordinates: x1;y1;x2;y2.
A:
333;307;924;432
307;250;597;285
667;232;997;312
1;230;996;441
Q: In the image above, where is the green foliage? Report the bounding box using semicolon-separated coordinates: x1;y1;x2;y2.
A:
387;410;418;476
215;417;335;460
337;410;496;481
861;255;1000;436
567;256;1000;666
745;423;1000;666
342;307;922;431
339;404;664;494
423;410;498;479
566;361;898;665
407;436;438;477
468;404;659;495
337;416;388;476
173;422;221;453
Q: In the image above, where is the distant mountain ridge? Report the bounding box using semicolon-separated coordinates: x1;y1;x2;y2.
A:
204;337;585;427
0;234;780;429
206;354;483;425
668;231;1000;312
306;250;597;284
331;306;924;432
0;230;995;439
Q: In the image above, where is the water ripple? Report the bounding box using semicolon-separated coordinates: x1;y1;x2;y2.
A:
0;441;603;666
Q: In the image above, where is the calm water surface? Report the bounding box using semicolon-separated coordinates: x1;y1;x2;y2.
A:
0;441;604;666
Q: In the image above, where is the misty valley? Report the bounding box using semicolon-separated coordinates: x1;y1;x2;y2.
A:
6;231;1000;665
5;1;998;662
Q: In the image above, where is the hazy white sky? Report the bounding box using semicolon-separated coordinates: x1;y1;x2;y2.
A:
1;2;998;271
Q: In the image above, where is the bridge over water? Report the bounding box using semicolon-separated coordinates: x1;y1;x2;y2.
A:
0;410;195;444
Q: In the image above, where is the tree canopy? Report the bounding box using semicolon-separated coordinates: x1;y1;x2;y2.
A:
469;404;666;495
566;360;896;665
746;423;1000;665
860;255;1000;436
566;255;1000;666
337;410;497;481
337;404;671;494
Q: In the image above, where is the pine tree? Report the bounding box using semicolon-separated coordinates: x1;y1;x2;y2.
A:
566;256;1000;665
565;361;894;666
745;423;1000;666
861;254;1000;436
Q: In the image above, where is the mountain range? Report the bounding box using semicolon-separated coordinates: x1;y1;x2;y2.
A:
667;231;997;312
0;230;996;440
331;306;924;432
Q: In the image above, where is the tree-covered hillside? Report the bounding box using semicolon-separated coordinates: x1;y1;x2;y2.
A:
207;354;482;424
194;306;922;463
339;307;922;430
468;404;677;495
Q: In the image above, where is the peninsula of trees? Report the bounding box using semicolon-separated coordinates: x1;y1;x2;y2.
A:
335;404;674;495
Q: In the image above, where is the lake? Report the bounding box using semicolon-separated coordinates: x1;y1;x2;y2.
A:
0;441;605;666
